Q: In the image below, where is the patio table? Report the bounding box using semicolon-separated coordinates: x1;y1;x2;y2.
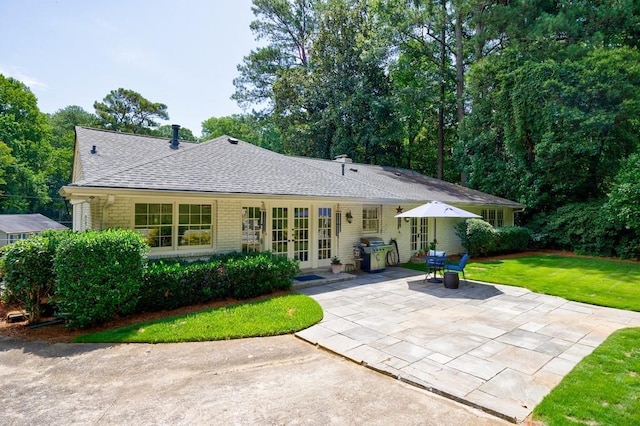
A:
425;253;446;283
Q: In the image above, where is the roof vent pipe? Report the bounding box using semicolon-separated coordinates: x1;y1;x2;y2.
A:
90;145;97;154
342;163;345;176
170;124;180;150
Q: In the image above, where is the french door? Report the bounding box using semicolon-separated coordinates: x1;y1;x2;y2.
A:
271;205;311;268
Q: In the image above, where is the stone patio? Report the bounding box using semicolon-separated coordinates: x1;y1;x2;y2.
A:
294;267;640;423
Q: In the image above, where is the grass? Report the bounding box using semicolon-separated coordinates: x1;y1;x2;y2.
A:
532;327;640;426
403;254;640;311
73;294;323;343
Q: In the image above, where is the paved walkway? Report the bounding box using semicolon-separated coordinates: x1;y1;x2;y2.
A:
295;267;640;423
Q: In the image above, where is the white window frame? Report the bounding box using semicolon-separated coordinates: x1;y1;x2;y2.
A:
481;208;504;228
134;201;214;251
362;205;380;233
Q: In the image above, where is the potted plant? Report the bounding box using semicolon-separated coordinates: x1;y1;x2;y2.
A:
330;256;343;274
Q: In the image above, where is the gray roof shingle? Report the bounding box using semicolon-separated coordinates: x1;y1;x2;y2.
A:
0;214;67;233
69;127;522;207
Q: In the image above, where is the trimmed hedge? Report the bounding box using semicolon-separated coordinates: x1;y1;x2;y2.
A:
3;228;300;327
55;230;149;328
138;260;229;312
138;252;299;313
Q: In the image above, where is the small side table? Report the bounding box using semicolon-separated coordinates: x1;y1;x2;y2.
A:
444;272;459;289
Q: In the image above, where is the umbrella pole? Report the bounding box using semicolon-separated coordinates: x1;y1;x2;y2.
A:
427;217;443;283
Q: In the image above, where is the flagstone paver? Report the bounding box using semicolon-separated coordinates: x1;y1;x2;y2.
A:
295;268;640;423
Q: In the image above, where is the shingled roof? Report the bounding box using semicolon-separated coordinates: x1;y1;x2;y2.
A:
68;127;521;207
0;214;67;234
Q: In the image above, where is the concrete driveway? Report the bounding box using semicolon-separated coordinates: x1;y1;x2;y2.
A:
0;334;506;425
295;267;640;422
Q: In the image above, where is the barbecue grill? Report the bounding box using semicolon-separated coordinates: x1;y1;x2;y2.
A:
359;237;392;273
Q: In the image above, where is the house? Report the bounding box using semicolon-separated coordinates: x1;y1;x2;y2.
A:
60;126;523;268
0;214;68;247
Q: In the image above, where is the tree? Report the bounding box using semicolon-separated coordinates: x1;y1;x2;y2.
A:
459;46;640;212
93;88;169;134
308;0;402;164
233;0;317;111
0;74;53;213
201;114;283;152
45;106;98;222
153;125;197;142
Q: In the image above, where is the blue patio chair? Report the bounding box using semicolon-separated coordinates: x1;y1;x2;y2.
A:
444;253;470;281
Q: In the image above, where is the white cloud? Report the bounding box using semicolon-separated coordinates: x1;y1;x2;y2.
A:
0;66;48;91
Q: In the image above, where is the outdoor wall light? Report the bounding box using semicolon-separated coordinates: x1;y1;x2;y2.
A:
345;211;353;223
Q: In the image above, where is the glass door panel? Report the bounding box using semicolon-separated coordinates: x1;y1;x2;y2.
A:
317;207;332;262
271;207;288;256
293;207;309;262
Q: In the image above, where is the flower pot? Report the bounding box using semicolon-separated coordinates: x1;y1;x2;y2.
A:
331;263;343;274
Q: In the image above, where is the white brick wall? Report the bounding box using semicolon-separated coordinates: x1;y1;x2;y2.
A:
77;194;515;264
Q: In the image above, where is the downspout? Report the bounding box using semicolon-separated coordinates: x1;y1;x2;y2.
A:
101;195;115;229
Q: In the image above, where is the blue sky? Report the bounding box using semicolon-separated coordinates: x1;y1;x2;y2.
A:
1;0;258;136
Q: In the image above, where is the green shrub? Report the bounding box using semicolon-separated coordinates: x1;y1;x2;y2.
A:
455;219;498;257
54;229;148;328
225;252;298;299
605;153;640;259
138;252;298;312
1;236;54;322
137;260;229;312
495;226;532;254
537;201;616;257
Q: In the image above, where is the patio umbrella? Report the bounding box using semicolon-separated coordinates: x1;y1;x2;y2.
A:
394;200;481;251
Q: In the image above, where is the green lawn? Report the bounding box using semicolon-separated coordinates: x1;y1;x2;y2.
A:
404;254;640;311
532;327;640;426
73;294;323;343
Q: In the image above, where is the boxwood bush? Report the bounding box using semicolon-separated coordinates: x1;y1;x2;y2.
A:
137;260;229;312
55;229;149;328
455;219;498;257
138;252;299;312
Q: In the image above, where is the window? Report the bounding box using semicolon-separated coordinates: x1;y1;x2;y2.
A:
410;218;429;252
135;202;212;249
242;206;261;253
135;203;173;248
481;209;504;227
362;206;380;233
8;233;32;244
178;204;212;246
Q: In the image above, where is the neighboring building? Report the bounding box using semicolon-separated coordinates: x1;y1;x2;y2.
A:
60;126;523;268
0;214;68;247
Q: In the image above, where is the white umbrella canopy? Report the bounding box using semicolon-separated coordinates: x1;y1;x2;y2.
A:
395;201;481;253
395;200;481;219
